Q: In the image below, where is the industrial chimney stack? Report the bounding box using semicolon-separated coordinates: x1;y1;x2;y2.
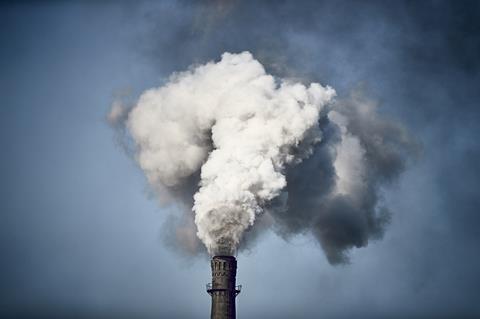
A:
207;256;241;319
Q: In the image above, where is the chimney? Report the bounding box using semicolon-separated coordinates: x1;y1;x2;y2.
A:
206;256;241;319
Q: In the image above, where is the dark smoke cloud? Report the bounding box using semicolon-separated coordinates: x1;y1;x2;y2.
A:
269;92;418;263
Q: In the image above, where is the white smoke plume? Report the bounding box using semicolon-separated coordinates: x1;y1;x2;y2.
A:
110;51;416;262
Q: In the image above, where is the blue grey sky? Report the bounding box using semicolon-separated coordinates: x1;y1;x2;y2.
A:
1;1;479;318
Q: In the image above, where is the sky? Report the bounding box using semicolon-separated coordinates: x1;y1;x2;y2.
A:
1;1;479;318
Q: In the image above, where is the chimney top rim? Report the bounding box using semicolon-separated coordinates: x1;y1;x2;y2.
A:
212;255;236;259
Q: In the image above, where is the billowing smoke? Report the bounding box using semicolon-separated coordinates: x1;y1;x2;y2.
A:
110;51;416;263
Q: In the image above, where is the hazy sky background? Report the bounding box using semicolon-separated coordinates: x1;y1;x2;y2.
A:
1;1;479;318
